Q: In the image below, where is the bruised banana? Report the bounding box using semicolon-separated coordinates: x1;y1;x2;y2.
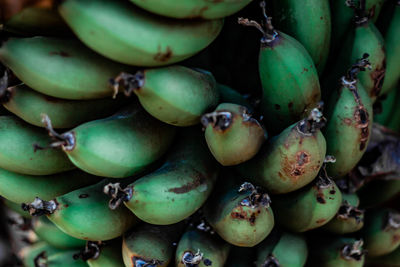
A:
123;223;183;267
20;242;63;267
0;37;131;100
0;168;99;204
204;181;274;247
324;56;373;178
104;129;219;225
201;103;266;166
42;104;176;178
111;65;219;127
0;115;74;175
236;106;326;194
175;228;230;267
238;6;321;133
22;180;138;241
128;0;251;19
1;84;127;129
73;241;124;267
58;0;223;66
255;230;308;267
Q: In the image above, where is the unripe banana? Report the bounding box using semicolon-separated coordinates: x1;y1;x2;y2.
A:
0;168;99;203
201;103;266;166
217;84;253;111
22;180;138;241
35;250;88;267
363;209;400;257
238;7;321;133
32;217;86;249
236;106;326;194
272;165;342;232
225;246;255;267
0;115;74;175
73;241;124;267
175;228;230;267
111;66;219;127
358;179;400;208
204;181;274;247
122;223;183;267
58;0;223;66
42;104;176;178
1;84;127;128
366;246;400;266
20;242;63;267
324;56;373;178
366;0;385;22
104;129;219;225
128;0;252;19
0;37;131;100
374;88;398;126
272;0;331;74
255;230;308;267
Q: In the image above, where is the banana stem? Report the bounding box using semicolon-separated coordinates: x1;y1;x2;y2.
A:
73;241;102;261
34;251;47;267
337;201;364;223
201;111;233;130
386;212;400;230
182;250;212;267
21;197;57;216
41;114;75;151
103;183;133;210
239;182;271;209
341;240;365;261
134;258;164;267
262;254;280;267
109;71;145;98
297;102;326;135
316;161;335;189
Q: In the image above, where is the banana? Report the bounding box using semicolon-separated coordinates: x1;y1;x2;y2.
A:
217;84;253;111
255;230;308;267
366;0;385;22
127;0;252;19
20;242;63;267
238;5;321;133
34;250;88;267
0;115;74;175
175;228;230;267
1;84;127;129
104;129;219;225
32;216;86;249
272;164;342;232
366;247;400;266
122;223;183;267
358;179;400;208
0;167;99;204
73;241;124;267
204;181;274;247
236;106;326;194
22;180;138;241
224;247;255;267
2;198;31;218
362;209;400;257
324;56;373;178
42;104;176;178
272;0;331;74
0;36;132;100
58;0;223;66
111;66;219;127
374;88;398;126
201;103;266;166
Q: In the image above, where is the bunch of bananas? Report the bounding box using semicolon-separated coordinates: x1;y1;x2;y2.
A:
0;0;399;266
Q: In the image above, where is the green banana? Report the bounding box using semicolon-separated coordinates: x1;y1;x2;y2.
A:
362;209;400;257
58;0;223;66
42;104;176;178
22;180;138;241
322;193;365;234
366;0;385;22
0;115;74;175
20;242;63;267
324;56;373;178
35;250;88;267
366;246;400;266
175;228;230;267
272;164;342;232
236;106;326;194
127;0;252;19
32;216;86;249
104;129;219;225
272;0;331;74
0;167;99;204
201;103;266;166
255;230;308;267
73;241;125;267
374;88;398;125
111;66;219;127
358;179;400;208
0;36;131;100
122;223;183;267
1;84;127;129
217;84;253;111
224;246;255;267
238;7;321;133
204;181;274;247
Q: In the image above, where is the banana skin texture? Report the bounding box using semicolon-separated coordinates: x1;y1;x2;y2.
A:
122;224;183;267
175;229;230;267
204;181;274;247
20;242;63;267
39;250;88;267
255;230;308;267
128;0;252;19
0;115;74;175
272;0;331;74
87;242;125;267
1;84;127;129
113;66;219;127
0;37;132;100
45;104;176;178
202;103;266;166
58;0;223;66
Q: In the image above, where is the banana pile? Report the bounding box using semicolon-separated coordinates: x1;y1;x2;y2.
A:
0;0;399;266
